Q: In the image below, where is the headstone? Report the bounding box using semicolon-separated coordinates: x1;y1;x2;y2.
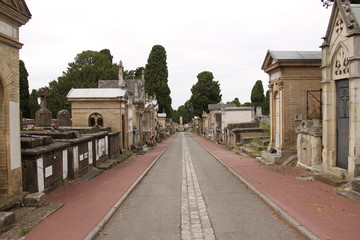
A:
35;88;52;127
57;109;71;126
256;106;263;117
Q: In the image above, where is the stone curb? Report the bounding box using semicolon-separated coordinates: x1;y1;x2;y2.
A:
84;135;177;240
191;135;320;240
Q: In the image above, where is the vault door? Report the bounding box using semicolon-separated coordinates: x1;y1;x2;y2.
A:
336;79;349;169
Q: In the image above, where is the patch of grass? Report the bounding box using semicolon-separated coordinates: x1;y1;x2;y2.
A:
340;172;346;180
19;227;32;236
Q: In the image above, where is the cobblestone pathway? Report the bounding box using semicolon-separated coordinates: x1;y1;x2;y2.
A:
181;133;215;240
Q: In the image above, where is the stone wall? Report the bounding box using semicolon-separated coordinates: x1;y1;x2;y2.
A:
296;120;322;171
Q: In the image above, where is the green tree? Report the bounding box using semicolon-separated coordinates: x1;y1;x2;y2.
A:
242;102;252;107
184;100;193;121
124;67;144;80
251;80;265;108
19;60;30;118
263;90;270;115
172;105;191;124
190;71;222;117
29;89;40;119
144;45;172;116
227;97;241;107
47;49;118;116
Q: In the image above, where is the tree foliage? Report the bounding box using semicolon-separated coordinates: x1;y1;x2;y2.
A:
47;49;118;116
262;90;270;115
321;0;360;8
19;60;30;118
190;71;222;117
172;105;191;124
251;80;265;108
144;45;172;116
226;97;241;107
124;67;144;80
29;89;40;119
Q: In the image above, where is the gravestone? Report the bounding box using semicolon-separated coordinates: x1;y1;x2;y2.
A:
35;88;52;127
256;106;263;117
57;110;71;126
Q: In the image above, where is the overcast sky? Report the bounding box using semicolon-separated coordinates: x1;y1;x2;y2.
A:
20;0;331;109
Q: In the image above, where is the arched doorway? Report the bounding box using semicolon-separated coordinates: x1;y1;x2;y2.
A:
88;113;104;127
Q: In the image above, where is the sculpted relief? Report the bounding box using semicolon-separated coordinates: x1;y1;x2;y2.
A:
334;47;349;77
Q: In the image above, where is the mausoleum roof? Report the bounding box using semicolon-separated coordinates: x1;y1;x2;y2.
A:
67;88;126;99
208;104;236;110
269;51;321;62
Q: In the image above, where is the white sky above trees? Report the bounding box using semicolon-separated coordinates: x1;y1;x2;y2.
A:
20;0;331;109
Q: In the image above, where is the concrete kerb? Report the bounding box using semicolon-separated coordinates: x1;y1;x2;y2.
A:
84;135;177;240
190;135;319;240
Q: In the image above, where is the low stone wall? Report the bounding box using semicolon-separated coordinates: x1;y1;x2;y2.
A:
86;131;109;167
22;141;70;193
108;131;120;158
296;119;322;171
55;135;94;180
21;128;118;193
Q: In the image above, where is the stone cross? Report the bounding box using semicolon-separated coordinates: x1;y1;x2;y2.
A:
35;87;52;127
38;87;49;109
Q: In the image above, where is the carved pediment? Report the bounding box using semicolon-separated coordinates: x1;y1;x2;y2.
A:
1;0;30;16
0;0;31;24
323;0;360;47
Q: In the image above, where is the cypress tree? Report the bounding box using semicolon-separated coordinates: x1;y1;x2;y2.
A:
144;45;172;116
19;60;30;118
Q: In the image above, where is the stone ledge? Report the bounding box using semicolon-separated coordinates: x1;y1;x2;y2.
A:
314;173;347;187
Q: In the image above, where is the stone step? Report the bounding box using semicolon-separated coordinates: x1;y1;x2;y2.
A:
258;138;270;147
240;147;253;155
251;142;267;151
241;136;270;145
0;212;15;233
239;147;262;158
352;180;360;193
314;173;348;187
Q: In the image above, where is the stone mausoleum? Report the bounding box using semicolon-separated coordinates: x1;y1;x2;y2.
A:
0;0;31;198
321;0;360;180
261;51;322;164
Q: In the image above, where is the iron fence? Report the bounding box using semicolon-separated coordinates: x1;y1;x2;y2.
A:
307;89;322;119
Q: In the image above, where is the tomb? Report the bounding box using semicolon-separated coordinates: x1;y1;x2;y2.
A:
261;51;322;164
0;0;31;198
321;0;360;180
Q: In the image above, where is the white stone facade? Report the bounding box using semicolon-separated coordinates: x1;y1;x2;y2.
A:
321;0;360;180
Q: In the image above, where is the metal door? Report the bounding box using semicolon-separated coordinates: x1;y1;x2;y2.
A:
336;79;349;169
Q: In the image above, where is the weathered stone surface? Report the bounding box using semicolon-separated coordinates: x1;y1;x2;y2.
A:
57;110;71;127
35;108;52;127
295;119;322;137
314;173;347;187
21;136;53;149
24;193;45;207
0;212;15;233
352;180;360;193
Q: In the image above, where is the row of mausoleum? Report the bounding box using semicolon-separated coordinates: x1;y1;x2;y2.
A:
260;0;360;186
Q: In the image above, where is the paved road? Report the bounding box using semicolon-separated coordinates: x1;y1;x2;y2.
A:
96;133;300;240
